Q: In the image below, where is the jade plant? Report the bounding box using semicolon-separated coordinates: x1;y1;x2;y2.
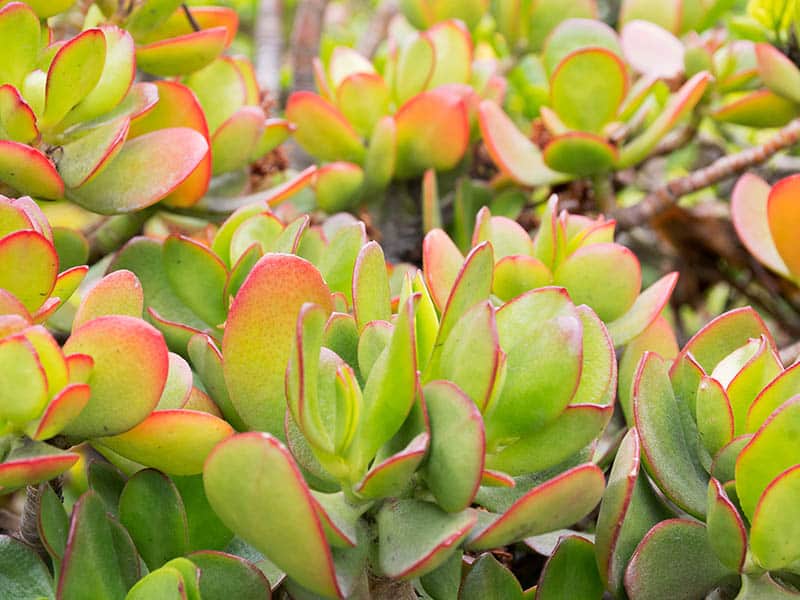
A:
597;307;800;597
198;216;617;597
732;173;800;284
424;196;677;347
285;19;504;212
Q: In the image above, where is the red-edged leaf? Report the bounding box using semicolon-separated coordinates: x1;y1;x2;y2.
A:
0;229;58;312
468;463;604;549
203;432;343;599
756;42;800;104
767;174;800;278
72;269;144;330
136;27;228;77
222;254;332;433
707;478;747;572
356;433;429;499
286;91;365;164
0;140;63;199
732;173;789;276
32;383;90;440
621;20;684;78
422;228;464;312
0;440;78;490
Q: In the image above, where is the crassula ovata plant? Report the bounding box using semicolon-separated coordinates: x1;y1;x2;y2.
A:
8;0;800;598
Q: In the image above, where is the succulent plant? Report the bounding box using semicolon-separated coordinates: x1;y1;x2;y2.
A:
483;20;712;181
598;307;800;598
286;20;504;213
732;173;800;284
424;196;677;348
195;209;617;597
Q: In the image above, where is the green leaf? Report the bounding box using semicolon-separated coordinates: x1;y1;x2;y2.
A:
543;18;622;74
286;91;365;164
187;334;245;429
222;254;332;434
41;28;106;130
57;491;129;600
350;295;418;469
352;241;391;330
696;376;735;456
707;478;747;572
0;334;48;425
187;551;271;600
756;42;800;104
355;432;427;499
119;469;189;570
337;73;390;138
487;288;582;442
318;222;365;304
0;83;38;143
469;463;604;550
430;301;502;412
595;429;670;596
394;33;434;104
459;553;522;600
623;520;733;600
736;397;800;519
59;116;130;189
736;574;800;598
124;567;187;600
423;381;485;512
87;460;126;516
203;433;342;599
419;550;462;600
72;269;144;330
536;536;603;599
37;483;68;561
67;128;208;215
211;106;264;175
634;352;709;518
0;535;55;600
62;315;168;438
0;3;39;86
543;133;618;177
136;27;227;77
555;242;640;322
0;230;58;312
162;558;201;600
376;499;476;579
422;228;464;312
314;162;364;213
549;48;626;134
163;235;227;328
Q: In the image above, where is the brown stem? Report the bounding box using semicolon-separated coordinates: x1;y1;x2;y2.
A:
254;0;283;95
18;484;47;559
358;0;398;58
289;0;329;93
181;3;200;32
614;118;800;230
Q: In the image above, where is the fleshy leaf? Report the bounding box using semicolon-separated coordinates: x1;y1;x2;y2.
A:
203;433;342;599
767;174;800;278
163;235;227;328
756;42;800;104
624;519;733;599
713;90;797;128
736;397;800;519
356;433;428;499
352;241;391;330
0;3;40;88
376;499;476;579
550;48;627;134
314;161;364;213
536;536;604;599
0;141;63;199
621;20;684;78
0;439;78;490
67;127;208;214
634;352;709;517
96;409;233;475
0;84;37;142
543;133;618;176
187;551;271;600
0;535;55;600
223;254;332;433
750;464;800;570
119;469;189;570
286;91;365;164
73;269;143;330
422;228;464;312
57;491;129;600
423;381;485;512
62;315;168;438
478;100;567;187
41;28;106;130
136;27;227;77
211;107;265;175
707;478;747;572
394;89;469;178
731;173;789;276
468;463;604;550
459;553;522;600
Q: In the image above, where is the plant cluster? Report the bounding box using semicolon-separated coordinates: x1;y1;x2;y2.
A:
6;0;800;598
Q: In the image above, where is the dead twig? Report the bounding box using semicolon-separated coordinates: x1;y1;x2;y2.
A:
614;118;800;230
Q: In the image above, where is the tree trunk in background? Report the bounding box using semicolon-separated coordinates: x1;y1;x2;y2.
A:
254;0;283;97
287;0;329;167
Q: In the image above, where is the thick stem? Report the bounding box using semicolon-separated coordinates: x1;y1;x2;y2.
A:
366;572;417;600
358;0;398;58
614;118;800;229
289;0;328;94
18;484;47;559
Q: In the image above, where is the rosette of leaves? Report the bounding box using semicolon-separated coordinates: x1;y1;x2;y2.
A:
0;2;210;213
597;307;800;598
183;56;293;188
731;173;800;285
0;462;272;599
92;0;239;77
285;20;505;213
100;168;380;360
422;196;678;348
200;222;615;597
483;18;712;181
